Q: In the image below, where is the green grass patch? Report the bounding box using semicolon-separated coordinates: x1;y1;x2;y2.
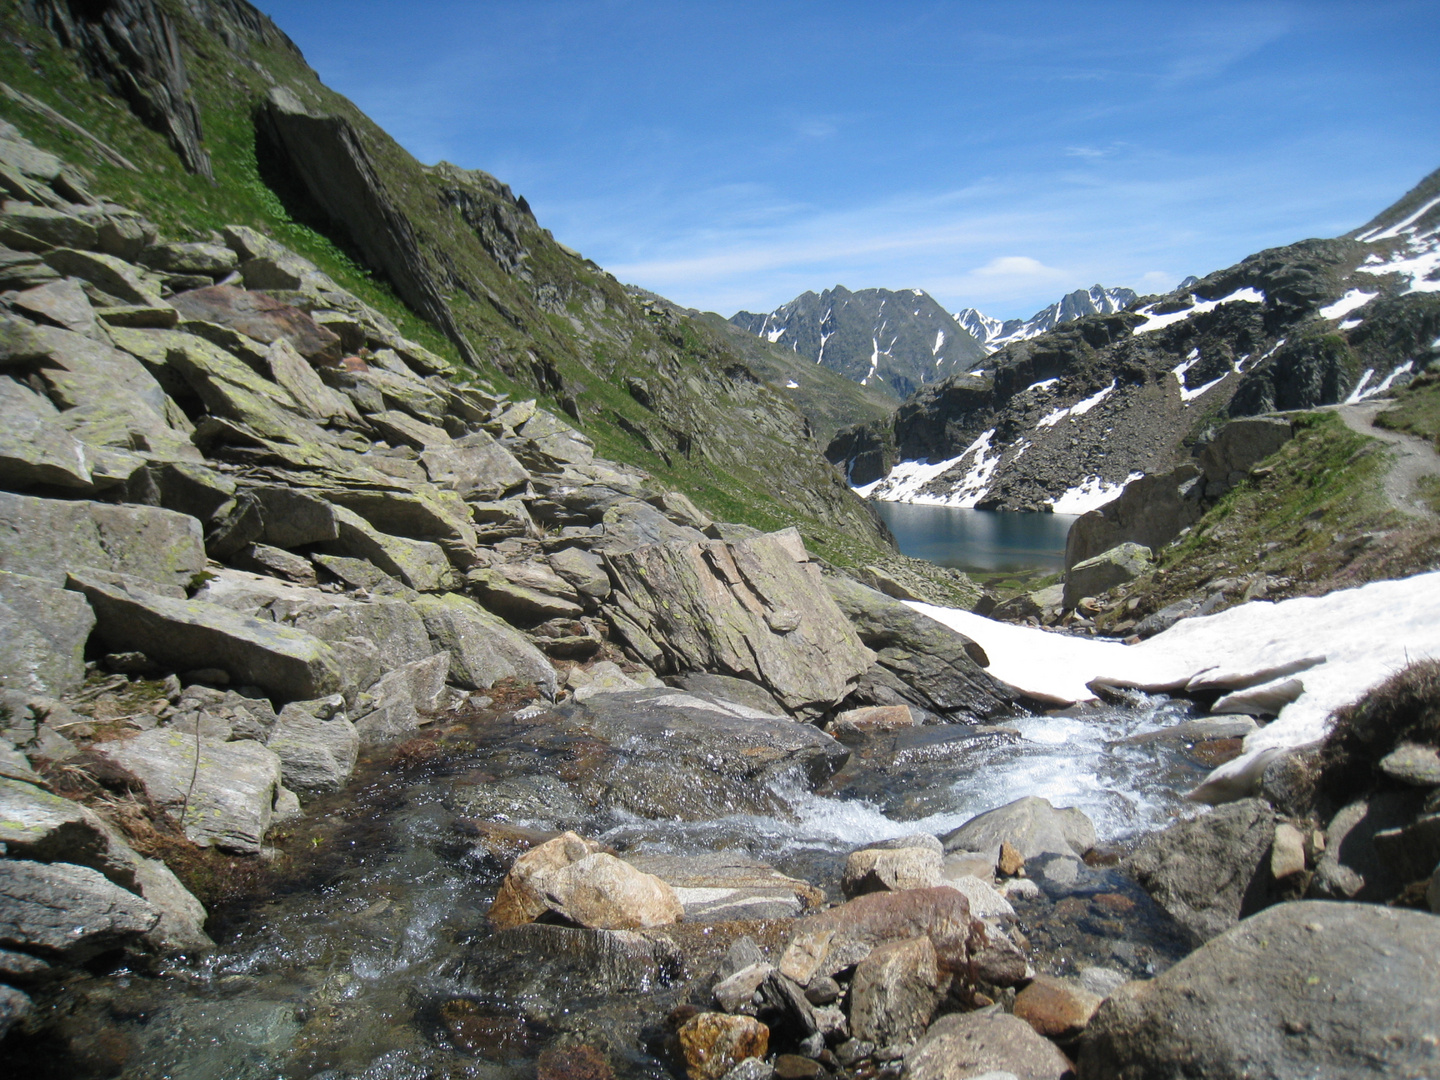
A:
1375;375;1440;450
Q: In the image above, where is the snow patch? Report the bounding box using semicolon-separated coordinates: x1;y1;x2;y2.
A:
1046;472;1142;515
1355;194;1440;242
933;329;945;355
909;569;1440;790
1347;360;1414;403
1027;378;1059;393
1035;380;1117;429
1319;289;1377;320
1339;318;1363;330
784;379;799;388
856;429;1000;507
1355;234;1440;295
1131;288;1265;335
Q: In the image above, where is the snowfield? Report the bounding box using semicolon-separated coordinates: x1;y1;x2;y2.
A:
910;569;1440;798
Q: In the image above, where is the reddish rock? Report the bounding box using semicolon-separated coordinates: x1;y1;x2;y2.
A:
779;886;974;985
1014;975;1103;1041
999;841;1025;877
848;936;944;1045
537;1045;613;1080
677;1013;769;1080
169;285;341;364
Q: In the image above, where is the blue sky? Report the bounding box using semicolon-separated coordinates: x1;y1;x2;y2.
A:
260;1;1439;321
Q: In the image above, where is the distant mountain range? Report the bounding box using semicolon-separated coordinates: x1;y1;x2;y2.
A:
730;286;987;401
955;285;1138;354
825;166;1440;513
731;283;1139;400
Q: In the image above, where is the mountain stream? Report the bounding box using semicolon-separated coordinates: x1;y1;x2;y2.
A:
17;691;1215;1079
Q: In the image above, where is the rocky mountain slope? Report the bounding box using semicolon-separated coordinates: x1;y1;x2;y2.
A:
731;285;988;401
829;168;1440;512
955;285;1138;355
0;0;892;562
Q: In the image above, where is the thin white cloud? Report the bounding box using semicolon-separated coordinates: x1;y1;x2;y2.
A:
969;255;1067;282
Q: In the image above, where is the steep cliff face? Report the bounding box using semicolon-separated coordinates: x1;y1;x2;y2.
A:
829;179;1440;512
0;0;892;559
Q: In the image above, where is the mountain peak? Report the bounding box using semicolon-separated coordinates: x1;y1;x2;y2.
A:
955;284;1138;355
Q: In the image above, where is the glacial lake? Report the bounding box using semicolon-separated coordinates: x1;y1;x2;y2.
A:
871;501;1079;572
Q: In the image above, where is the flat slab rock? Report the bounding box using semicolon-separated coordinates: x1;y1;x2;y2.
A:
624;852;824;921
94;729;283;854
0;859;158;962
69;571;344;702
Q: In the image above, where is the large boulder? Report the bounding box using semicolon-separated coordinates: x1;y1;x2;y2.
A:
167;285;341;363
68;572;344;701
318;505;453;592
1125;798;1276;946
1079;900;1440;1079
93;729;284;853
0;569;94;695
942;796;1096;864
905;1011;1075;1080
420;431;530;500
0;492;206;589
1064;464;1206;573
1062;542;1153;610
0;859;158;962
602;529;871;714
535;852;684;930
1194;416;1294;499
677;1013;770;1080
411;591;557;695
825;575;1016;721
0;374;95;490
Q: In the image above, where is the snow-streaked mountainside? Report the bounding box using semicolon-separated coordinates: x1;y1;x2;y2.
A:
956;285;1138;355
730;286;987;401
828;165;1440;513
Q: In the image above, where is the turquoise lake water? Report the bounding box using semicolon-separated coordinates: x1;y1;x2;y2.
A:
871;501;1078;572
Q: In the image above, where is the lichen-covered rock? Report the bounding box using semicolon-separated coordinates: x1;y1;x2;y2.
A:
350;652;453;743
0;368;96;491
1063;542;1153;610
411;590;557;694
0;569;95;695
0;492;206;589
319;505;453;591
678;1013;770;1080
93;729;284;853
420;431;530;500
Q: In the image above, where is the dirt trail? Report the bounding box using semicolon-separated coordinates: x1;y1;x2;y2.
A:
1334;400;1440;519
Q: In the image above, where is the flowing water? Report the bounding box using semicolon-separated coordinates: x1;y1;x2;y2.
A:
15;692;1212;1079
870;503;1078;573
